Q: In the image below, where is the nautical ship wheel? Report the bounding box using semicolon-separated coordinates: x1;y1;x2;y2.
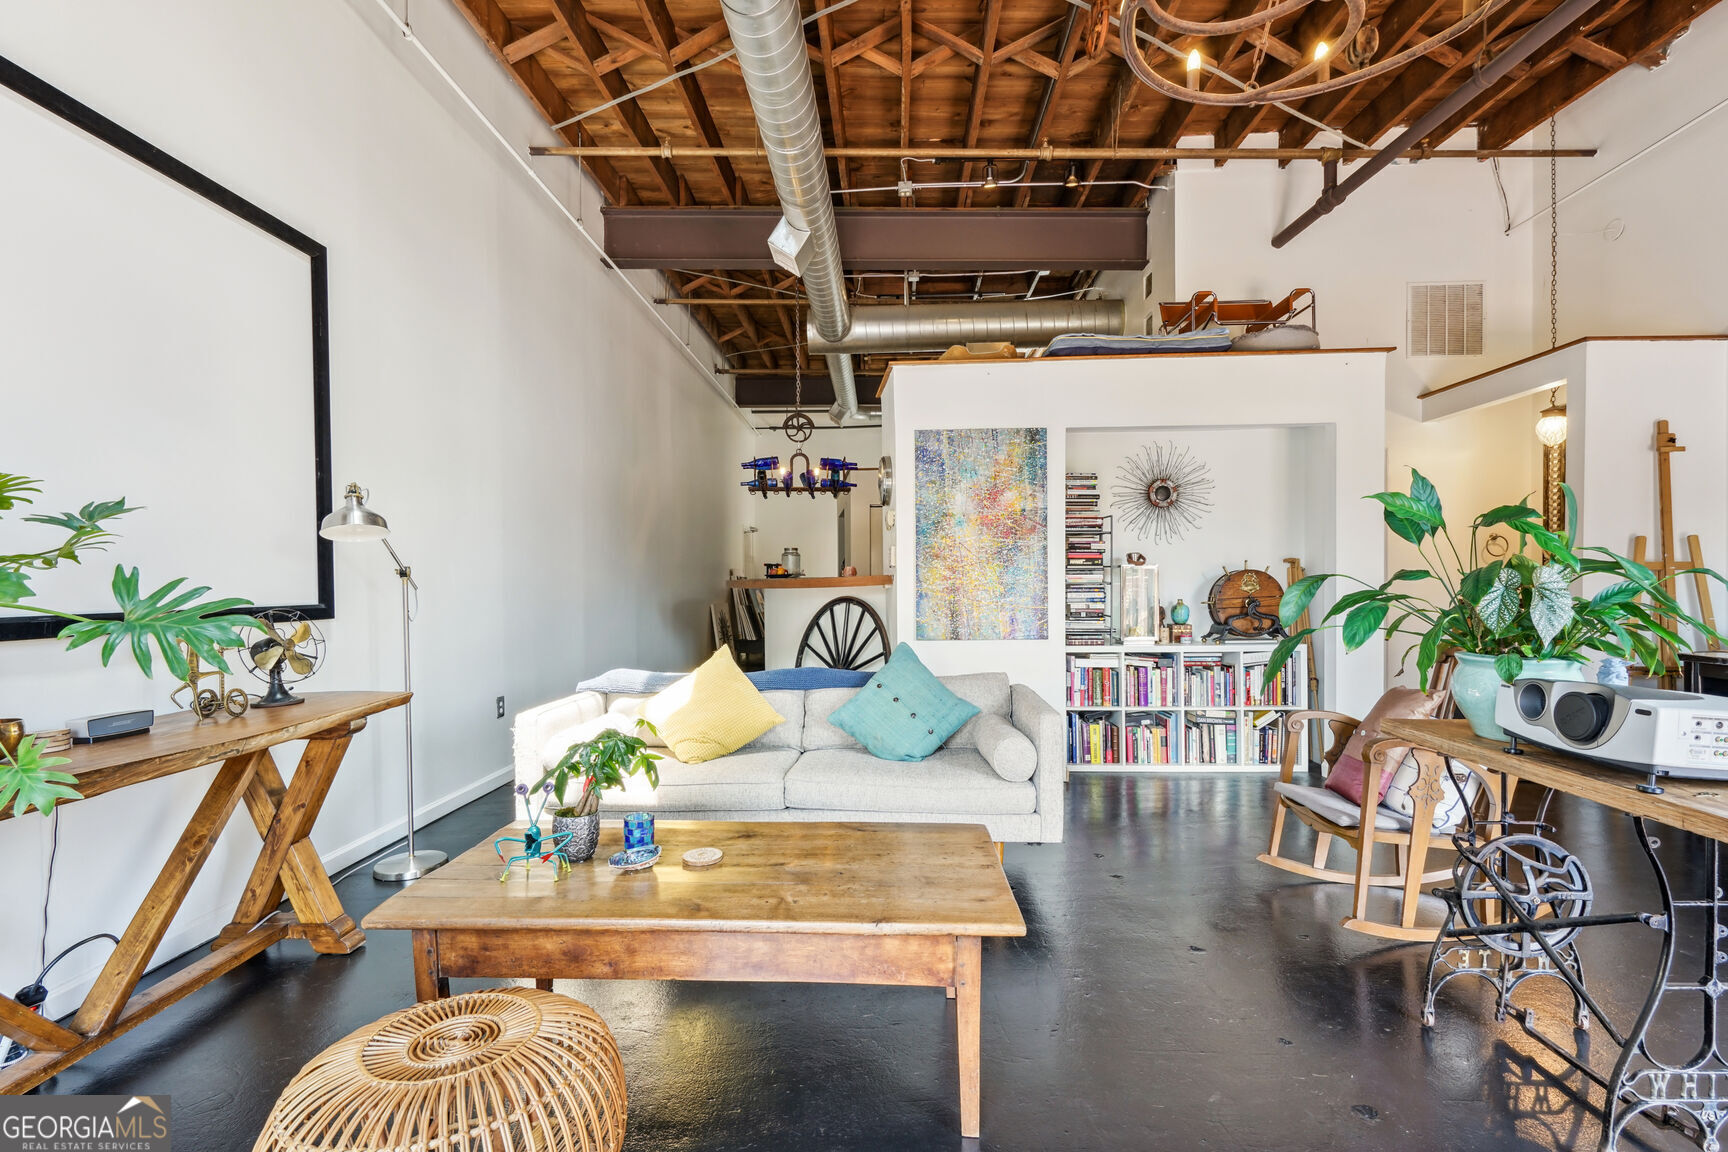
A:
795;596;889;670
1454;834;1594;958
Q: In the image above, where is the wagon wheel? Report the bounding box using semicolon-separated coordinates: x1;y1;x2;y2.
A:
224;688;250;716
194;688;221;718
796;596;889;670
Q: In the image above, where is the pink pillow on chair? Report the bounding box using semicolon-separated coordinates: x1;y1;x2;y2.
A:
1322;687;1445;807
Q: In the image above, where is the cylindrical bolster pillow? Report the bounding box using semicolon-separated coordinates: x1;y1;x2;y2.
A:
972;713;1037;782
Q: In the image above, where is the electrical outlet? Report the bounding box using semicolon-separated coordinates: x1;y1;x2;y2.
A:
496;695;506;719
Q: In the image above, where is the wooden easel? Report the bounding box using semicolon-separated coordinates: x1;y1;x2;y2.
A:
1284;556;1323;764
1632;419;1720;687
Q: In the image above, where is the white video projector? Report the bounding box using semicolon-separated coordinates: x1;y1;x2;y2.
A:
1496;679;1728;782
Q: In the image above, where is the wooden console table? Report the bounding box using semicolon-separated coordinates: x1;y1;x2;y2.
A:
0;690;408;1093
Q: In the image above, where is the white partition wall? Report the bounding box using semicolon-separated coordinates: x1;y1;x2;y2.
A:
880;349;1389;723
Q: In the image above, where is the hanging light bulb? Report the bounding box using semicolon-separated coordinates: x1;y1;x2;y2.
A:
1064;163;1080;189
1185;48;1203;90
1535;387;1568;447
981;162;998;191
1313;40;1330;82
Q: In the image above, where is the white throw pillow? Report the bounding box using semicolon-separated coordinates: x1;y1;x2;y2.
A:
1384;752;1482;831
971;713;1037;782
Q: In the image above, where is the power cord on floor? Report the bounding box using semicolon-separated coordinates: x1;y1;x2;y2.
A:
3;811;121;1070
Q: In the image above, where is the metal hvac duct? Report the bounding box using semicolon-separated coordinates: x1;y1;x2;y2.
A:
720;0;858;421
805;299;1126;355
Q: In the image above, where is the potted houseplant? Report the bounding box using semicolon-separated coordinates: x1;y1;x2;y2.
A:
535;719;662;862
1266;470;1726;739
0;472;261;818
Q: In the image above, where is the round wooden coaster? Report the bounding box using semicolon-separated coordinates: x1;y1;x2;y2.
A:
681;847;723;870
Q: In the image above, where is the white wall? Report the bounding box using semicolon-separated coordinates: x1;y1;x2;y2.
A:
0;0;752;1019
745;425;883;578
882;352;1386;719
1066;426;1316;615
1549;14;1728;340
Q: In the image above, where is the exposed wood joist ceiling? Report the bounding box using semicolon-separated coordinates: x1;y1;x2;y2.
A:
449;0;1722;405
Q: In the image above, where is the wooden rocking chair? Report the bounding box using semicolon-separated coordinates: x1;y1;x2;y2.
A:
1257;667;1513;942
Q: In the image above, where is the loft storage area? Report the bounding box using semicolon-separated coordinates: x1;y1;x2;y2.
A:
13;0;1728;1149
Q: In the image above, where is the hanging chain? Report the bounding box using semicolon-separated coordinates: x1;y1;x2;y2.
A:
793;299;803;412
1549;117;1558;350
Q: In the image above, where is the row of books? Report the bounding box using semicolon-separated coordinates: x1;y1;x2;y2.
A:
1183;659;1237;707
1065;473;1113;646
1125;715;1176;765
1066;655;1119;708
1067;712;1121;764
1184;713;1239;764
1241;659;1294;706
1123;657;1178;707
1065;472;1101;514
1250;717;1284;765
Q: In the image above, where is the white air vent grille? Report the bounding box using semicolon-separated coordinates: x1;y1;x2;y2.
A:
1408;282;1483;357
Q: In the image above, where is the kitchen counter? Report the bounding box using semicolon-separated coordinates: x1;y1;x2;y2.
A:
726;575;893;590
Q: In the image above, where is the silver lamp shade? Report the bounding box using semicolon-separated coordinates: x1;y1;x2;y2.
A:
320;483;390;541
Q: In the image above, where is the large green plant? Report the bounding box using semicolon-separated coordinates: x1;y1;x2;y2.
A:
0;472;261;817
1266;469;1726;687
535;720;662;818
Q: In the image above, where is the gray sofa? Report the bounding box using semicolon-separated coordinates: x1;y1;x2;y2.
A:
512;671;1065;843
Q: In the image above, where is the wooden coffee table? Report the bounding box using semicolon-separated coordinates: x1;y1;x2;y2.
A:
363;820;1025;1137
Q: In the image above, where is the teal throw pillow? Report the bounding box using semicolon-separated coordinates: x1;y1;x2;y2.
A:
829;643;980;761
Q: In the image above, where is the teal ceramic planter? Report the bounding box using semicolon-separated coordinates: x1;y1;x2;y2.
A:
1451;652;1586;739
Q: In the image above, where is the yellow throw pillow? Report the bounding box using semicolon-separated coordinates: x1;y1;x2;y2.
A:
642;648;785;763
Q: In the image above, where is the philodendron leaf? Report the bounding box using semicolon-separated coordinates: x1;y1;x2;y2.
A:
1475;503;1540;528
1530;564;1575;647
0;737;80;818
0;569;32;602
1459;562;1503;606
1416;625;1444;689
1589;580;1644;610
1342;601;1389;650
1408;469;1443;524
1477;566;1523;633
1495;652;1525;683
1368;492;1443;537
1279;574;1335;629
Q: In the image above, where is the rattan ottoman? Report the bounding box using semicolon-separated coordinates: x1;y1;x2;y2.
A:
254;987;626;1152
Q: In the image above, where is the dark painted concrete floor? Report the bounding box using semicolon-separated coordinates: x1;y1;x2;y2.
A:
32;773;1708;1151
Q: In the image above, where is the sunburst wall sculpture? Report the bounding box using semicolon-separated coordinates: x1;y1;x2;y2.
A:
1112;443;1215;544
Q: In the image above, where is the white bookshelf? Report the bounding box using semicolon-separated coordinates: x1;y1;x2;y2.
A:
1063;641;1309;772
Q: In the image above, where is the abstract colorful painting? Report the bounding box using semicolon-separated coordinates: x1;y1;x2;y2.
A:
915;427;1048;641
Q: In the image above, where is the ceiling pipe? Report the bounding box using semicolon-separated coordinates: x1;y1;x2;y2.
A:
1271;0;1607;248
533;144;1594;161
720;0;857;421
806;299;1124;355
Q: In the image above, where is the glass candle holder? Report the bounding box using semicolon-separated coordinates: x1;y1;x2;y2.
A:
623;811;655;850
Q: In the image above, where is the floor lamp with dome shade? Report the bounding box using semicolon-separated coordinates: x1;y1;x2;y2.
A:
319;483;447;882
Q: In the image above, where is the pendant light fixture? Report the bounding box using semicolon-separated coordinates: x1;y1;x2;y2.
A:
1535;389;1568;447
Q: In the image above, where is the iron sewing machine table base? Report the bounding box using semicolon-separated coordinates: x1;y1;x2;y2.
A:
1385;718;1728;1152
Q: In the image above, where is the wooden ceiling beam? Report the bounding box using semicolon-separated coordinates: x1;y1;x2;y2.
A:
816;9;853;206
504;21;567;63
860;47;903;75
590;15;662;63
1566;32;1629;70
1341;0;1543;147
901;0;915;149
1418;0;1641;147
993;19;1064;65
833;19;900;65
1278;0;1447;154
1067;61;1134;207
634;0;743;205
671;21;729;65
914;18;985;66
1478;0;1716;149
910;45;956;77
1017;7;1083;207
545;0;683;203
957;0;1005;207
450;0;637;206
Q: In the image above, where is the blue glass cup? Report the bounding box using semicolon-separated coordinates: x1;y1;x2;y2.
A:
623;811;655;850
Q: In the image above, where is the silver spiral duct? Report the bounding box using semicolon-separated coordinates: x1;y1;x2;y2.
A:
720;0;857;420
806;299;1126;355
